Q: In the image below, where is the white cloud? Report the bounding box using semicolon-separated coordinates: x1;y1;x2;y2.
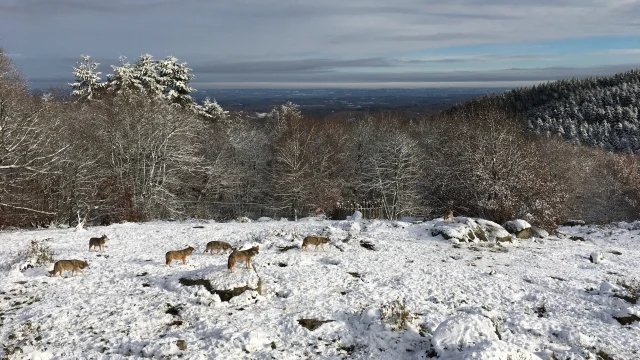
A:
596;48;640;55
2;0;639;86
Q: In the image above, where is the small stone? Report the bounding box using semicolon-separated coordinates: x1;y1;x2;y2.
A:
590;252;604;264
176;340;187;351
298;318;334;331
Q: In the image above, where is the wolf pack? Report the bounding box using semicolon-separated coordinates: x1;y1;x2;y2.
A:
50;209;456;277
48;233;332;277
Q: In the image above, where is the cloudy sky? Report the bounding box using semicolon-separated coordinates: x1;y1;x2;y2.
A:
1;0;640;89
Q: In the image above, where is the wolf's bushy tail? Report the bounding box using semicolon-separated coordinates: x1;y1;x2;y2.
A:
228;252;236;270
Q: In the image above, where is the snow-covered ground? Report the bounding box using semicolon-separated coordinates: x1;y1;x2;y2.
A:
1;218;640;359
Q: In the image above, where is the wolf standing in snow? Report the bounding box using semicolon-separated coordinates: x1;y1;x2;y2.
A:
166;246;196;267
301;236;331;251
443;210;454;222
89;234;109;252
49;259;89;277
203;241;233;255
227;245;259;273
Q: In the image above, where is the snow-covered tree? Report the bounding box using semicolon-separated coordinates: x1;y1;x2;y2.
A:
157;56;196;108
107;56;139;95
69;55;104;101
359;125;423;219
269;115;316;218
267;101;302;137
41;92;54;102
1;51;68;221
133;54;164;98
201;98;229;121
0;48;24;87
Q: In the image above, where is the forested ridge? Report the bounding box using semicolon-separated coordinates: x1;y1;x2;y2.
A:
452;69;640;153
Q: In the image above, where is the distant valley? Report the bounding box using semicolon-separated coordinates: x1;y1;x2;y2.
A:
194;88;509;118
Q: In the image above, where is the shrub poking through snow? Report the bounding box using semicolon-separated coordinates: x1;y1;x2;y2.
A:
381;298;418;331
17;240;55;270
616;279;640;304
3;320;47;358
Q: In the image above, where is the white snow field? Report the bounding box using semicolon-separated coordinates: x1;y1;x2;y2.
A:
1;218;640;359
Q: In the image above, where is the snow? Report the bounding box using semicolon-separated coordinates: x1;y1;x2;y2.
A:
531;227;550;239
17;347;54;360
431;313;499;352
1;219;640;359
347;210;363;221
431;313;541;359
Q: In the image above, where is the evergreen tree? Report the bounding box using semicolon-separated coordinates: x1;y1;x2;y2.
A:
157;56;196;109
467;68;640;153
107;56;140;95
201;98;228;121
69;55;104;101
133;54;164;98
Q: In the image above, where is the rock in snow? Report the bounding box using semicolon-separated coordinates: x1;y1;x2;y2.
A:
503;219;531;233
590;252;604;264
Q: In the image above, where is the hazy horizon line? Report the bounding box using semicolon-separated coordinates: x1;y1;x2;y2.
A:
29;80;547;91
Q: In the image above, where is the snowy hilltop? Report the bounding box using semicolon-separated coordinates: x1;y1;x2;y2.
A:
1;217;639;359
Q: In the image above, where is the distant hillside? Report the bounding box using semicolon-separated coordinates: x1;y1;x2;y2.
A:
451;69;640;153
194;88;507;118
